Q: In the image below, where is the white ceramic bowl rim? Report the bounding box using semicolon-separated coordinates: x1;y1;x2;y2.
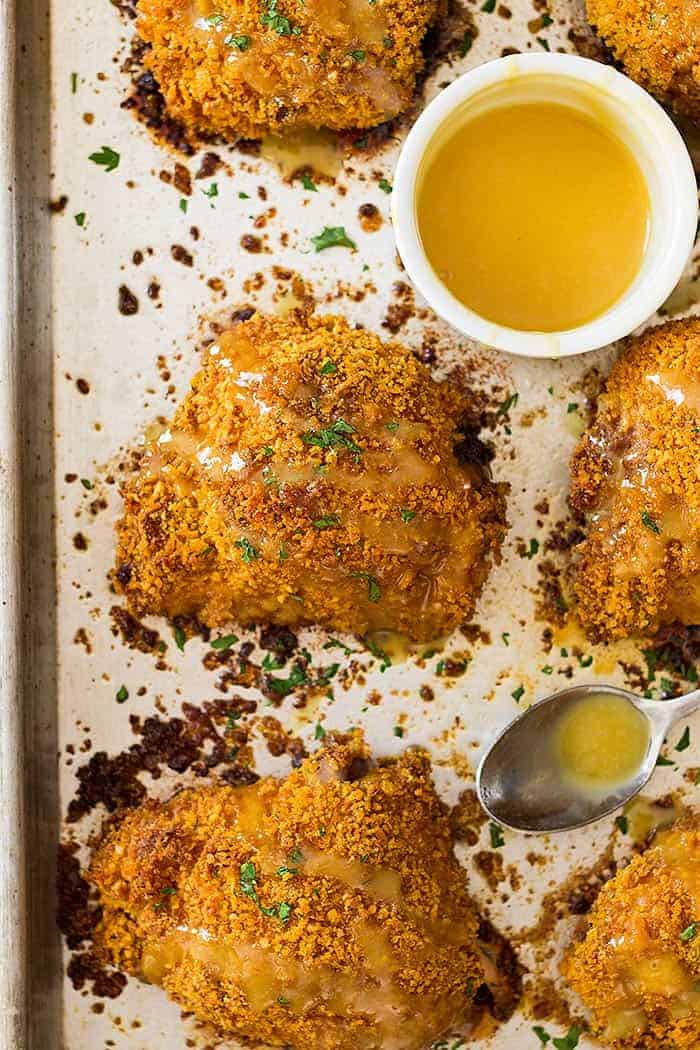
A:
392;53;699;358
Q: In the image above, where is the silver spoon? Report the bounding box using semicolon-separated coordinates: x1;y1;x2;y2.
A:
476;683;700;833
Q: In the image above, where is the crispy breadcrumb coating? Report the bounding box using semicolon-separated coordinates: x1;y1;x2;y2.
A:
563;815;700;1048
586;0;700;122
569;318;700;642
88;735;494;1049
136;0;442;140
114;311;505;641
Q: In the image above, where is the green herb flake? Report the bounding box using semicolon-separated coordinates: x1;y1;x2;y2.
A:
235;537;261;563
204;12;225;25
615;814;628;834
393;725;404;738
260;0;299;36
302;418;362;457
212;633;238;650
278;545;289;562
459;31;473;56
80;477;92;489
277;995;290;1006
552;1026;582;1050
400;508;416;523
365;637;391;672
523;538;539;559
385;421;399;432
262;653;284;671
314;513;340;530
656;754;675;767
378;178;392;193
225;33;251;49
277;901;293;922
203;182;219;201
511;685;524;702
541;665;553;675
676;726;691;752
533;1028;551;1046
537;36;551;50
541;12;554;25
489;822;505;848
497;392;518;416
116;685;129;703
641;510;661;534
311;226;357;252
267;665;309;697
239;191;250;199
89;146;120;173
70;72;78;94
74;212;86;227
324;637;354;655
501;632;510;646
319;361;338;379
174;626;186;651
314;722;326;740
299;172;318;192
225;712;242;731
481;0;496;10
566;402;578;413
240;860;259;901
351;571;381;602
681;922;699;941
349;49;366;60
179;198;188;214
578;654;593;668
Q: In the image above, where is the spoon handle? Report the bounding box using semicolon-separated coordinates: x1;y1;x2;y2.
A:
662;686;700;722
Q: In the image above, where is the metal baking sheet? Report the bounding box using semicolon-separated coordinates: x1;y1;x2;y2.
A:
6;0;699;1046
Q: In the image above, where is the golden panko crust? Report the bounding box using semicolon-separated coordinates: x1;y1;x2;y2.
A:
569;318;700;642
89;735;492;1049
586;0;700;121
114;311;506;641
136;0;443;139
563;815;700;1048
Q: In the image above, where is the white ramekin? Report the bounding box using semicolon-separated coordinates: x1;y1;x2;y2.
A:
392;53;699;358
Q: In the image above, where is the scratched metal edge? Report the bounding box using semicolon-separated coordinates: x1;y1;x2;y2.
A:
0;0;29;1046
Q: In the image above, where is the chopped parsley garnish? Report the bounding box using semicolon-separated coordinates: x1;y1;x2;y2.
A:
641;510;661;534
179;198;188;213
324;637;354;655
319;359;337;375
523;538;539;559
313;513;340;530
302;418;362;456
277;901;293;922
501;632;510;646
393;725;404;738
533;1027;551;1046
116;685;129;703
351;571;381;602
225;33;251;49
537;36;550;50
541;665;553;675
211;633;238;650
80;477;92;489
349;49;366;61
378;178;392;193
676;726;691;751
277;995;290;1006
267;664;309;697
365;636;391;671
203;12;225;25
681;922;699;941
459;31;473;55
385;421;399;432
262;653;284;671
541;12;554;25
578;654;593;668
240;860;259;901
202;182;218;202
174;626;186;651
299;172;318;192
239;191;250;199
497;392;518;415
615;815;628;834
70;72;78;93
314;722;326;740
74;212;86;227
656;754;675;767
311;226;357;252
566;402;578;413
89;146;120;173
481;0;496;12
235;537;261;563
153;886;177;909
400;508;416;523
511;685;524;702
382;35;393;47
318;662;340;684
225;711;242;731
278;545;289;562
542;1027;581;1050
489;822;504;848
260;0;300;36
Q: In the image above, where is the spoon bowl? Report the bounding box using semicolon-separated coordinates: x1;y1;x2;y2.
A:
476;683;700;834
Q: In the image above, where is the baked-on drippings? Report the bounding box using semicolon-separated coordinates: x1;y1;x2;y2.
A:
114;311;506;641
88;735;497;1050
563;816;700;1048
417;99;649;332
135;0;443;140
569;318;700;642
586;0;700;122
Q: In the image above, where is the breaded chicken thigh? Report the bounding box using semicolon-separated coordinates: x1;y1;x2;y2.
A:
89;735;506;1049
563;815;700;1048
114;311;505;641
136;0;443;140
569;318;700;642
586;0;700;122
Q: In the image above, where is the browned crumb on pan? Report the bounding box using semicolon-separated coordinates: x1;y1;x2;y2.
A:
568;319;700;643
